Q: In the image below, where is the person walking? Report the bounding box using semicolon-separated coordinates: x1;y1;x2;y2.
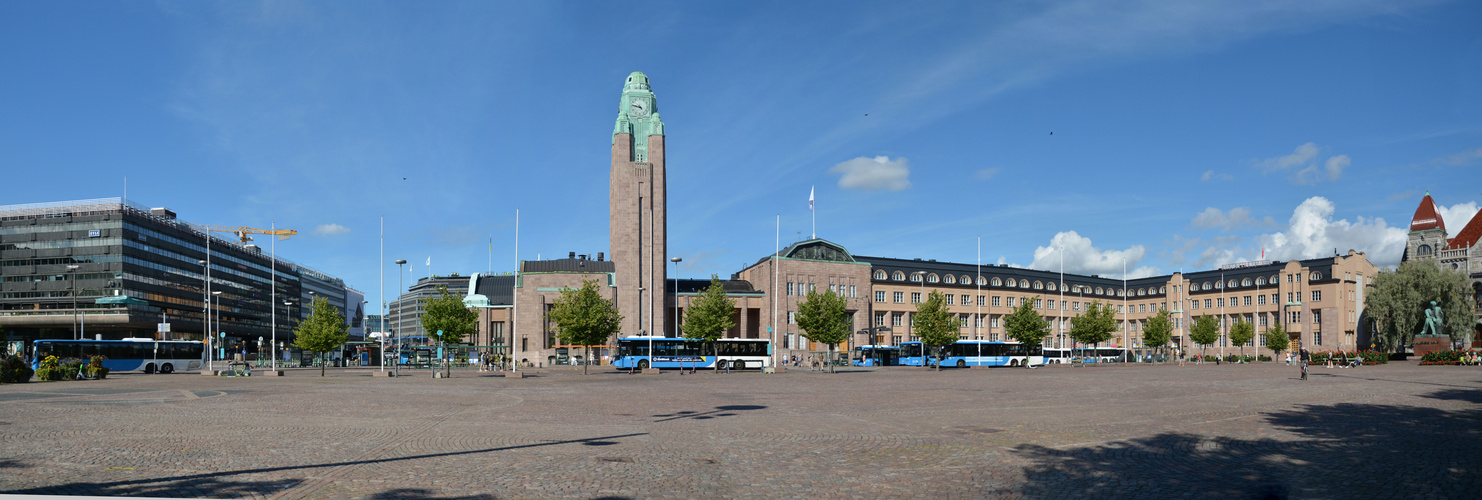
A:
1299;348;1310;381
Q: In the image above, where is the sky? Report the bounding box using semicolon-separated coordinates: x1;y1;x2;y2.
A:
2;0;1480;306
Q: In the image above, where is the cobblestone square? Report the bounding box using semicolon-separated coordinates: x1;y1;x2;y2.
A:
1;361;1479;499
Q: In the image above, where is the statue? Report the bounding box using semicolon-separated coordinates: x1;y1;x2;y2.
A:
1419;300;1444;337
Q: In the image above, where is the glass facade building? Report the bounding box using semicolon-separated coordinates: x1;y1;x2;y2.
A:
0;198;358;351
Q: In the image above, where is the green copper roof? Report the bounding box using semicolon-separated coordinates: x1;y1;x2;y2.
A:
613;71;665;152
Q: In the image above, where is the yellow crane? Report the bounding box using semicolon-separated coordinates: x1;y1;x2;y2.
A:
188;224;298;243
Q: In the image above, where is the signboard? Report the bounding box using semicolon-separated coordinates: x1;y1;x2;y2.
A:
157;323;170;333
88;230;101;238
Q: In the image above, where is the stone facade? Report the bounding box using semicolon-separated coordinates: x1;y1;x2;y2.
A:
1401;192;1482;335
609;72;667;341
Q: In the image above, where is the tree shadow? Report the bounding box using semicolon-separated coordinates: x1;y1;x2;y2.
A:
366;489;500;500
3;432;647;498
652;404;767;422
1005;389;1482;499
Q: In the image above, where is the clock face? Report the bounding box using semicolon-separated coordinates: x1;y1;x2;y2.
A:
629;97;649;117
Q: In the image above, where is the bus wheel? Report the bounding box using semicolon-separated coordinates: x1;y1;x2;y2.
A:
956;359;967;368
638;360;650;370
1009;360;1018;367
716;360;727;370
160;364;174;374
144;363;156;374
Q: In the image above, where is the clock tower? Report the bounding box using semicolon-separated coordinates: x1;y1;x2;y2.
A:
610;72;667;338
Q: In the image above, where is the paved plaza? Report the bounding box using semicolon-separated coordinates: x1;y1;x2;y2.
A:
1;360;1479;499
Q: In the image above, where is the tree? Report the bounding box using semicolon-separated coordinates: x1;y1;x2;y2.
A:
682;275;736;373
292;295;349;377
1070;301;1119;362
1366;261;1474;352
1142;308;1173;362
794;286;849;373
1228;319;1254;360
549;279;624;375
1188;315;1219;361
1264;321;1290;359
912;290;958;371
1004;295;1051;368
421;286;478;378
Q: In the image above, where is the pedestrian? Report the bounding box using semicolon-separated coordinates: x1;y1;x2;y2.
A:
1177;350;1184;367
1299;348;1310;380
1285;352;1291;365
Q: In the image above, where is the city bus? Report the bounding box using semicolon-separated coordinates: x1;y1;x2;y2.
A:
611;337;771;370
851;345;900;366
898;340;1044;368
1043;347;1129;364
30;338;205;374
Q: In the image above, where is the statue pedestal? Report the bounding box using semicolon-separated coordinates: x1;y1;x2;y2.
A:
1413;335;1451;357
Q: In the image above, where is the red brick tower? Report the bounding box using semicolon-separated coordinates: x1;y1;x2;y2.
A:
610;72;667;338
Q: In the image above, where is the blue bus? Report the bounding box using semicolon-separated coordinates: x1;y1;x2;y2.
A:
611;337;771;370
898;340;1044;368
31;339;205;374
851;345;900;366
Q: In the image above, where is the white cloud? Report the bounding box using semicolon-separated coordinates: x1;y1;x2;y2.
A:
311;223;350;236
1189;207;1273;231
1387;189;1420;202
1254;142;1320;173
1201;170;1234;182
974;167;1001;181
829;156;912;191
1028;231;1158;279
1437;202;1479;230
1434;147;1482;166
1253;143;1349;185
1257;196;1407;266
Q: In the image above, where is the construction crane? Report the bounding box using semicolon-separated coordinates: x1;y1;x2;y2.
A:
188;224;298;244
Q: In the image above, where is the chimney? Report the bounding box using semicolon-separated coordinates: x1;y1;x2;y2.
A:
597;252;604;261
569;251;576;259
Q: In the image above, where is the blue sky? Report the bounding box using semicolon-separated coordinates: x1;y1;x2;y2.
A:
3;1;1480;306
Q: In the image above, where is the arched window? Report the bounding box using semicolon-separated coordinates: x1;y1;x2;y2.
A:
927;273;939;283
1202;282;1212;291
874;270;887;280
1032;281;1043;290
961;275;971;285
1242;278;1252;286
1270;275;1278;285
910;273;923;283
1020;280;1030;289
1310;272;1322;281
943;274;955;284
1006;278;1016;287
1159;286;1167;294
1138;288;1146;296
1228;280;1237;288
1095;287;1104;295
977;276;987;286
1418;244;1432;256
1117;289;1125;297
1215;281;1223;290
1047;282;1057;292
1256;277;1266;286
893;271;906;281
991;277;1002;286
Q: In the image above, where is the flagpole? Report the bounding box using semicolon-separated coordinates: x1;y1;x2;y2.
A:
809;186;815;239
512;208;519;373
773;214;780;370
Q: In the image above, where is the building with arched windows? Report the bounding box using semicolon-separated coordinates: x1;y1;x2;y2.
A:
1401;192;1482;336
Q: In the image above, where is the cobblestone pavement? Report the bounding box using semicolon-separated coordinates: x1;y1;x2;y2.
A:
1;361;1478;499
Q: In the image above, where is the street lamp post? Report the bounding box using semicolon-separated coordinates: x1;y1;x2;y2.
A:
670;257;682;337
395;259;407;376
211;290;221;371
66;265;80;340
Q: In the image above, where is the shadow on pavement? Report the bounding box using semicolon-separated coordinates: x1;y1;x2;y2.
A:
1003;388;1482;499
652;404;767;422
367;489;499;500
2;433;648;498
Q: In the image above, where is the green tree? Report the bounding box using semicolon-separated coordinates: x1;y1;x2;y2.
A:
292;295;349;377
549;279;624;375
1188;315;1219;361
912;290;959;371
1142;308;1173;362
1070;301;1119;361
420;285;478;378
1229;319;1255;360
1365;261;1474;351
1004;295;1050;368
794;286;849;373
1264;321;1290;358
682;275;736;373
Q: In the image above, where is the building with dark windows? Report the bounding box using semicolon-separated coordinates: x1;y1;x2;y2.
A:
387;275;470;345
0;198;361;354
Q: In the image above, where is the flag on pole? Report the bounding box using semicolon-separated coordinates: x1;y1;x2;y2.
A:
809;186;814;212
1260;247;1265;259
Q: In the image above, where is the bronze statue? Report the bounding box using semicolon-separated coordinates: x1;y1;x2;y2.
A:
1419;300;1444;336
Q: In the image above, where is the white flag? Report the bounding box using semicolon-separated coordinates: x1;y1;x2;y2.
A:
426;256;431;266
809;186;814;212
